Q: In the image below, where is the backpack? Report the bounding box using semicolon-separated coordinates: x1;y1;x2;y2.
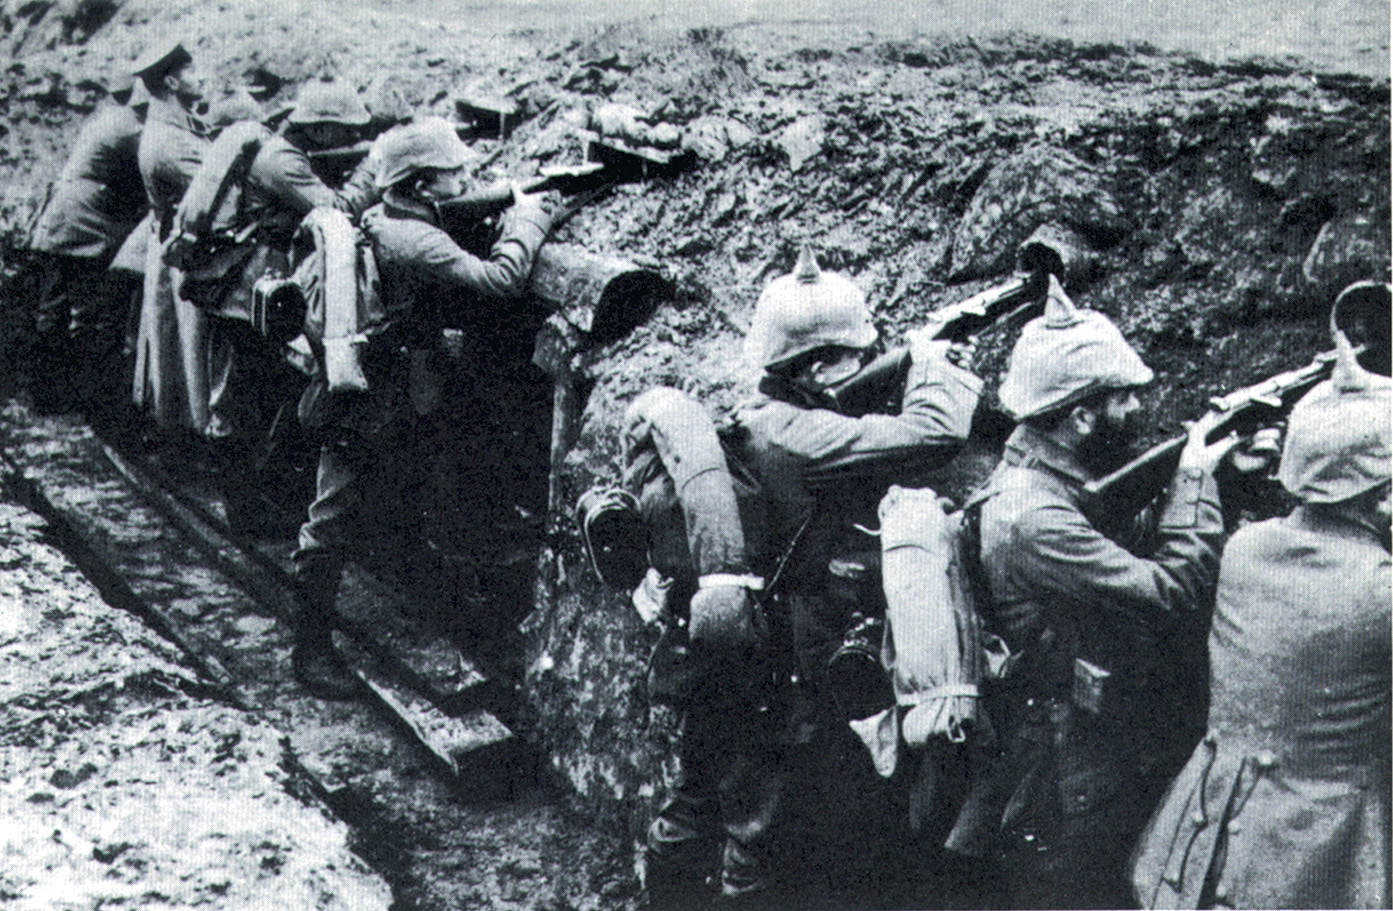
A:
284;206;386;394
846;485;1013;779
163;121;269;284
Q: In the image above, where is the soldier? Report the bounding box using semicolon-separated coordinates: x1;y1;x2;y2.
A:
974;278;1244;909
131;40;212;435
27;73;149;415
640;248;982;907
285;81;378;217
187;82;369;530
1131;296;1391;910
289;117;555;696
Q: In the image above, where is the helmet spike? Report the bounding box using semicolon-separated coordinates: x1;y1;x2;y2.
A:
1042;273;1083;328
794;245;821;285
1331;328;1372;393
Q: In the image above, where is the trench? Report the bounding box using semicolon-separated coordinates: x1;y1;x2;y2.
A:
0;2;1387;906
0;288;638;909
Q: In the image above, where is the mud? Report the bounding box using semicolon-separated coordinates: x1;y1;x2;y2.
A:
0;472;392;909
0;0;1387;907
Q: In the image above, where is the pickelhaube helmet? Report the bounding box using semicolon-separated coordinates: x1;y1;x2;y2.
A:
743;246;878;373
289;81;371;127
997;275;1154;420
373;117;469;189
1277;329;1391;504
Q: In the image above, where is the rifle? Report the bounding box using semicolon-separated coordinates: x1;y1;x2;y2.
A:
1080;351;1343;520
435;162;610;221
306;139;375;166
825;224;1089;416
303;122;476;167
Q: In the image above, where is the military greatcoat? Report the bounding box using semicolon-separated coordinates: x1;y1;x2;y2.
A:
1131;507;1391;910
133;95;210;432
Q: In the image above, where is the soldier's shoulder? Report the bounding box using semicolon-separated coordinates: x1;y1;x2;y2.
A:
983;462;1075;517
360;204;446;259
90;103;141;135
1223;516;1286;553
249;132;309;175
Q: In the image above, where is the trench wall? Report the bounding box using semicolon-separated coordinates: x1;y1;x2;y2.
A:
0;0;1386;839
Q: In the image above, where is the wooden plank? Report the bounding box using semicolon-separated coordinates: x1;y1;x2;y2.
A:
338;633;514;780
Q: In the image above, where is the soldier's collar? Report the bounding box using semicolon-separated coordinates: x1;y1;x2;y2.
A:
146;95;206;135
1003;424;1093;486
1292;504;1391;550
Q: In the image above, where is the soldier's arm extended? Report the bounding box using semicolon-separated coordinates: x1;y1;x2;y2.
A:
1010;466;1225;627
254;139;349;215
775;339;983;484
336;150;382;220
401;196;552;299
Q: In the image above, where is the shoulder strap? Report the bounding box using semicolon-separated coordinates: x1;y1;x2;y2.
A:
958;486;998;625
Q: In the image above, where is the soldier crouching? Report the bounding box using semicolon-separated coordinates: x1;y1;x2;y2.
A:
638;248;981;907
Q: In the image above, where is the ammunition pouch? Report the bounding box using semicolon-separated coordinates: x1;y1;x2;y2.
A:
251;275;308;346
827;612;895;723
647;620;698;708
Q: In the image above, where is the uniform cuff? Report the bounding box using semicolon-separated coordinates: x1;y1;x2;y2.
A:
504;199;554;240
1159;467;1219;529
945;361;984;396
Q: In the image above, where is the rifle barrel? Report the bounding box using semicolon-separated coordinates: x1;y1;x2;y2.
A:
1081;350;1339;516
927;271;1048;342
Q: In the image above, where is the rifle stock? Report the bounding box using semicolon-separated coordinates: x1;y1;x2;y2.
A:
1081;351;1339;518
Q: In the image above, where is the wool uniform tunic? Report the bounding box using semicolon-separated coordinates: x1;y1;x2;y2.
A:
976;424;1226;909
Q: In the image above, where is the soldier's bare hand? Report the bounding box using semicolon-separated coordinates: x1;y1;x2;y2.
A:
946;336;979;369
1177;421;1242;475
1228;426;1283;474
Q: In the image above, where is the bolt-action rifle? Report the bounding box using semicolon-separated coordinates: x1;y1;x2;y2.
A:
435;162;611;222
1079;351;1344;520
825;224;1090;416
306;139;375;166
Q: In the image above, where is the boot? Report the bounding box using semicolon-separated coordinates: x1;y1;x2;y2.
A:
289;570;359;700
290;625;361;701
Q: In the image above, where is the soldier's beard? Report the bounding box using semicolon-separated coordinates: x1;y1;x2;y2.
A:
1079;411;1139;474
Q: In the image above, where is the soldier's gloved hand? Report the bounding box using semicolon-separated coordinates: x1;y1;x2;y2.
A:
508;181;557;233
687;584;767;650
1177;421;1242;475
1228;425;1283;474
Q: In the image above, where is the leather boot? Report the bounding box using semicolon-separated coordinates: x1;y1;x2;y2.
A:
289;570;359;700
